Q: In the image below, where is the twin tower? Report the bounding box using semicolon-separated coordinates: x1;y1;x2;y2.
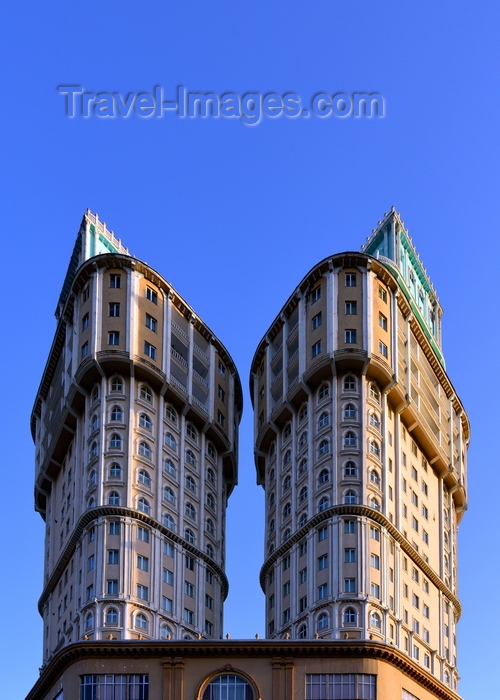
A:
28;209;469;700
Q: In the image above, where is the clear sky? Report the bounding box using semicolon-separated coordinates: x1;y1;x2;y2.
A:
2;2;499;698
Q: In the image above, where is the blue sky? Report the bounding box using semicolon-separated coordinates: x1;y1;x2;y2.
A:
2;2;499;697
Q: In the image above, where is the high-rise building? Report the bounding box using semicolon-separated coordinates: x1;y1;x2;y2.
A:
27;208;468;700
250;207;468;694
31;210;243;660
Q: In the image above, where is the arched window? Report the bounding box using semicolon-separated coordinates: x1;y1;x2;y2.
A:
137;497;150;514
85;612;94;629
206;493;216;510
369;497;380;511
206;518;215;535
298;623;307;639
90;441;98;457
269;442;276;457
343;607;356;624
343;431;357;448
138;441;151;458
186;424;197;442
206;543;215;558
140;385;152;403
269;518;275;533
318;411;329;428
88;497;96;509
370;611;382;629
138;469;151;487
369;384;380;403
185;528;195;544
165;432;177;450
164;459;175;476
317;612;329;630
319;383;330;400
369;412;381;430
299;404;308;422
91;386;100;403
319;469;329;484
269;492;275;507
298;459;308;475
89;469;96;486
299;486;308;503
108;491;120;506
160;625;173;640
202;675;254;700
343;403;356;419
299;431;308;449
344;490;358;505
319;439;330;455
163;486;175;504
318;496;330;513
135;613;148;631
163;514;175;530
299;512;307;527
283;423;292;439
207;468;215;485
111;406;123;421
186;475;196;492
207;442;216;459
283;528;291;541
370;469;380;486
370;440;380;457
283;450;291;465
165;404;177;423
111;377;123;393
110;434;122;449
185;502;196;519
110;462;122;478
91;414;99;432
105;607;118;624
186;449;197;467
283;475;291;491
283;502;291;518
343;375;356;391
139;413;152;430
344;461;357;477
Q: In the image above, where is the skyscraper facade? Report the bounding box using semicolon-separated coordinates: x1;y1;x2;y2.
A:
32;211;242;663
250;207;468;693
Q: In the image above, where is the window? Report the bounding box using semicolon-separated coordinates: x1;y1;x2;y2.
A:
165;432;177;450
371;553;380;569
343;403;356;419
298;619;308;635
312;312;322;329
370;470;380;486
108;550;119;565
109;521;120;535
217;410;225;428
299;431;308;449
186;449;197;467
283;474;291;492
413;594;420;609
318;439;329;455
137;555;149;572
164;541;174;557
184;580;195;597
379;341;388;358
108;331;120;346
108;491;120;505
283;502;291;518
379;313;387;330
218;359;226;376
345;548;356;563
369;384;380;402
138;441;151;458
371;583;380;598
206;518;215;535
343;375;356;391
345;301;357;315
82;286;90;302
138;469;151;487
81;341;89;358
343;431;357;448
298;458;307;475
108;273;121;288
144;341;156;360
185;528;195;544
370;611;382;630
318;496;329;512
317;583;327;600
344;490;357;505
145;313;157;332
164;459;175;476
299;567;308;584
82;313;89;330
185;502;196;519
370;440;380;457
111;405;123;422
206;492;216;509
370;526;380;541
110;434;122;450
344;519;356;533
283;555;291;570
344;461;357;477
344;577;355;593
379;285;387;302
318;411;329;428
311;285;321;303
137;584;148;601
162;567;174;585
109;302;120;318
299;486;308;503
312;340;322;358
138;526;149;542
146;286;157;303
185;555;195;571
345;329;357;344
88;555;95;571
318;526;328;541
105;606;118;623
111;377;123;392
140;385;152;403
184;608;194;624
343;607;356;624
217;384;226;403
186;423;197;441
185;475;196;492
283;581;290;597
139;413;152;430
137;497;150;514
317;612;329;630
202;675;253;700
318;469;329;485
345;273;357;287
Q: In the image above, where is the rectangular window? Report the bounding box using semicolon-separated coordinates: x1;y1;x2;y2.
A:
184;581;195;597
344;519;356;534
137;584;148;601
378;285;387;302
345;301;357;315
108;331;120;346
107;579;118;595
283;608;291;624
80;675;149;699
205;620;213;636
423;604;429;618
345;273;357;287
109;521;120;535
217;410;225;427
83;286;90;301
318;554;328;571
163;568;173;585
312;340;322;358
218;360;225;376
344;577;356;593
299;568;307;584
218;385;225;402
145;313;157;332
312;312;322;329
305;674;376;700
146;286;157;304
164;541;174;557
318;526;328;541
205;594;213;610
110;274;121;289
345;329;357;344
137;555;149;572
379;313;387;330
162;596;173;612
344;548;356;563
81;342;89;358
413;619;420;634
413;594;420;609
283;581;290;597
371;554;380;569
138;526;149;543
82;313;89;330
144;341;156;360
109;302;120;317
299;595;308;613
317;583;327;600
107;550;119;565
421;480;428;496
370;526;380;541
89;527;95;542
311;286;321;303
283;555;291;570
299;540;307;557
185;555;195;571
206;570;214;585
268;593;275;610
379;341;388;358
371;583;380;598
